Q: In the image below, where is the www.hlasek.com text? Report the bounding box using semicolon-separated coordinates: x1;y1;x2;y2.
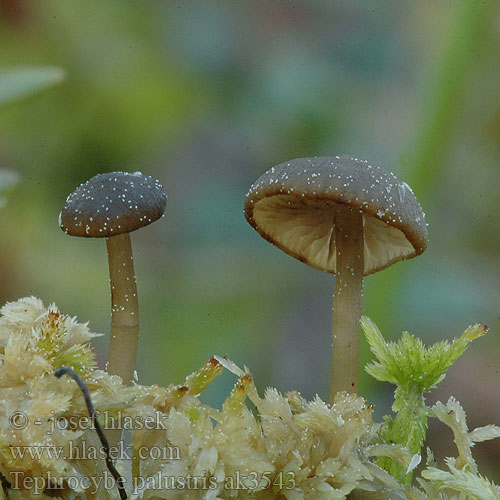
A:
9;442;180;462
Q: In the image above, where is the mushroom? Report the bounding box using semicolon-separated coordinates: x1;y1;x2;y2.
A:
59;171;167;384
244;155;427;400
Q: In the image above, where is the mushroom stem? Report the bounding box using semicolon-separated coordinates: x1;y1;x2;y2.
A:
106;233;139;385
330;204;364;401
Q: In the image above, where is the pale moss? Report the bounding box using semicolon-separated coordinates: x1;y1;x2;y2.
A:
0;298;498;500
0;297;134;496
422;462;500;500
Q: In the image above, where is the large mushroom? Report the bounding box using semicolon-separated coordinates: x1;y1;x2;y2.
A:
59;171;166;384
244;155;427;400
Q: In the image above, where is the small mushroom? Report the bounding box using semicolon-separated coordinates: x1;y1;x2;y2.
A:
244;155;427;400
59;171;166;384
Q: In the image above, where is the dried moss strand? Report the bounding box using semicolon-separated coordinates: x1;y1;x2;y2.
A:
330;205;364;400
106;233;139;385
54;366;128;500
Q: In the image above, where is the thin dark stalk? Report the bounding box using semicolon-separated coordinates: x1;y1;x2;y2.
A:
0;471;11;492
54;366;127;500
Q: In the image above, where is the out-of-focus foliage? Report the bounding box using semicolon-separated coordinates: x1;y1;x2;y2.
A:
0;65;64;206
0;66;65;107
0;0;499;478
0;169;19;208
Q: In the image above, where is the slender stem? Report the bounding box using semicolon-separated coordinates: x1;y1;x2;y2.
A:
330;205;364;401
106;233;139;385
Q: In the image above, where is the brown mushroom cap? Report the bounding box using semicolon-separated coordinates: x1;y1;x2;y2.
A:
59;171;167;238
244;155;428;275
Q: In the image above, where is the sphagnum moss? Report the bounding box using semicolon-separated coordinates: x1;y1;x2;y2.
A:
0;297;498;499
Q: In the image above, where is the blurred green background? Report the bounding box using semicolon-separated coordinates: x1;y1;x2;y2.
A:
0;0;499;477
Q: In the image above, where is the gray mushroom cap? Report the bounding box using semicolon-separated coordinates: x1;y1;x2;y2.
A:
59;171;167;237
244;155;428;276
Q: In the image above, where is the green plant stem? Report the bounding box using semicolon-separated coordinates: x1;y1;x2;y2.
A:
377;385;429;485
